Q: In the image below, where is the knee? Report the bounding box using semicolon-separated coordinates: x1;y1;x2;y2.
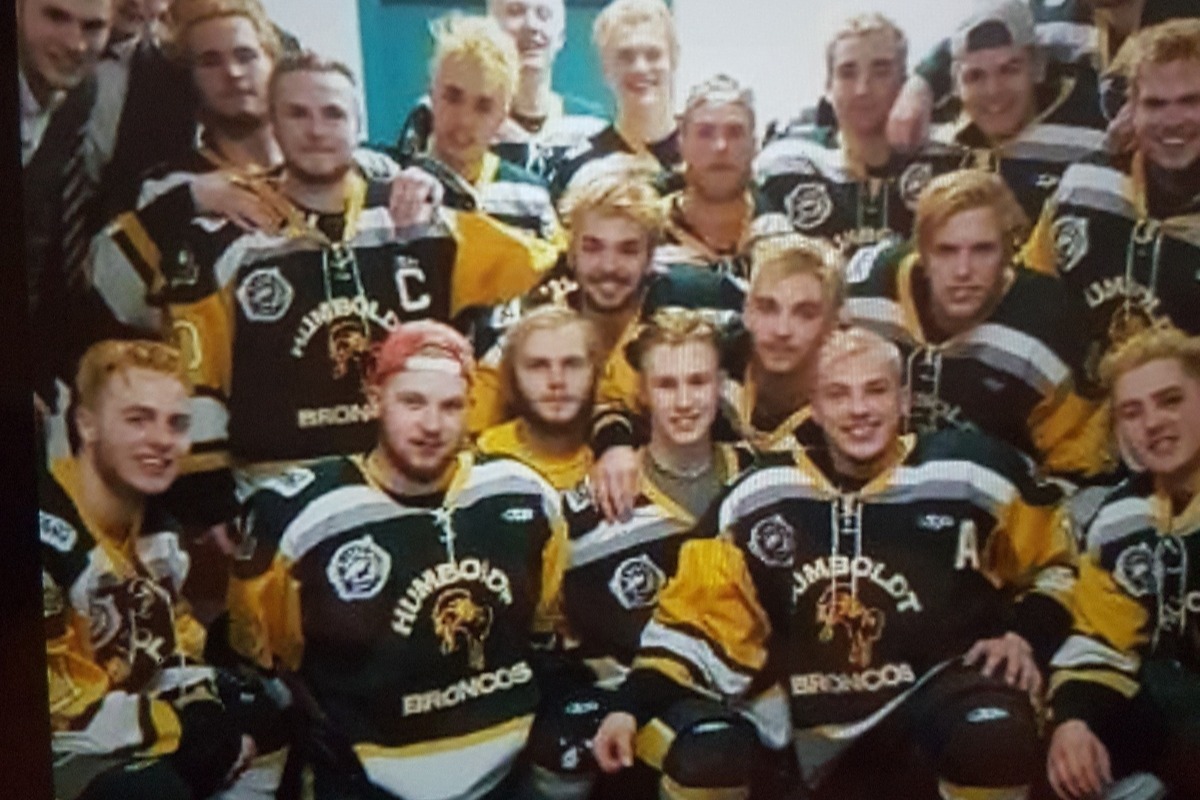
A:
662;718;757;790
933;692;1039;788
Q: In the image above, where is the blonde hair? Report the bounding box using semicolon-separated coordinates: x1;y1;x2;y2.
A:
165;0;282;64
75;340;190;412
816;326;902;385
559;165;665;246
629;307;724;374
682;73;755;130
1100;323;1200;393
914;170;1029;262
268;50;357;109
593;0;679;69
749;232;845;311
825;13;908;81
1123;18;1200;97
500;306;600;413
430;14;521;106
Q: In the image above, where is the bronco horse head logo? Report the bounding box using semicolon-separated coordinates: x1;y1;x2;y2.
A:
816;585;885;669
433;588;493;671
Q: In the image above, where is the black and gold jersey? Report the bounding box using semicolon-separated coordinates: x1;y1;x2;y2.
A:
1050;474;1200;731
618;430;1076;750
560;445;754;680
846;243;1110;477
1024;151;1200;391
228;452;565;800
42;458;213;761
930;65;1108;223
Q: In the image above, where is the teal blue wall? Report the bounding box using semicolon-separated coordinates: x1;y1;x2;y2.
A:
357;0;614;145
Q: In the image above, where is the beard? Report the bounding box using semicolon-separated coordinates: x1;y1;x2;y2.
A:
512;390;594;443
378;438;458;487
204;109;269;140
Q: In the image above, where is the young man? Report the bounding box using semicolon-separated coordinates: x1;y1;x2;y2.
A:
1045;324;1200;800
487;0;607;176
91;0;286;334
889;0;1200;153
412;14;563;247
227;320;567;800
163;52;547;527
756;14;963;257
655;74;761;280
526;308;760;800
20;0;114;408
930;0;1108;222
466;167;743;437
552;0;682;197
588;233;843;522
42;340;274;800
395;0;605;182
476;305;598;490
1025;18;1200;393
593;327;1078;800
847;169;1109;478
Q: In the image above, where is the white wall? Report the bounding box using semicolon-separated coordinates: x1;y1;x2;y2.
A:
259;0;368;126
673;0;952;132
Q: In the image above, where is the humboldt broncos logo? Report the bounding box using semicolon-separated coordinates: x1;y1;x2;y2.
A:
433;588;493;671
817;585;885;669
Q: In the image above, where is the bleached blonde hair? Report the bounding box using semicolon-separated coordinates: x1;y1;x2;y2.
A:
430;14;521;106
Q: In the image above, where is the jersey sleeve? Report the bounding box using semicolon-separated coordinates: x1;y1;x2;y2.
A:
1048;549;1148;730
1020;188;1062;276
532;485;570;641
226;471;312;673
625;534;773;711
983;444;1079;664
445;209;558;316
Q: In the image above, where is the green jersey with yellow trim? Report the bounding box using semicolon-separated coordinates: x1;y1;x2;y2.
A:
1049;473;1200;733
1024;152;1200;392
617;430;1076;757
228;452;566;800
560;444;754;680
930;64;1107;223
846;242;1109;477
754;134;964;256
41;457;217;765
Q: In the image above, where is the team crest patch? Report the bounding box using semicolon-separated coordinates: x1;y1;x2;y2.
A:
608;554;667;611
236;266;294;323
898;162;933;210
1112;542;1155;597
40;512;77;553
785;182;834;231
565;482;593;513
88;593;121;649
1052;216;1088;273
327;534;392;602
748;514;796;567
169;245;200;289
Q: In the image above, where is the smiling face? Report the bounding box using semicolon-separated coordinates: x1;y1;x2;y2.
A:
826;29;905;140
1114;357;1200;489
512;323;594;434
642;339;721;451
812;345;906;480
18;0;112;97
1133;57;1200;173
271;68;359;185
680;100;755;203
571;211;653;313
188;14;273;128
491;0;565;74
376;367;468;484
955;44;1038;142
430;57;510;179
602;19;673;113
744;269;832;377
76;366;191;498
921;206;1010;337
